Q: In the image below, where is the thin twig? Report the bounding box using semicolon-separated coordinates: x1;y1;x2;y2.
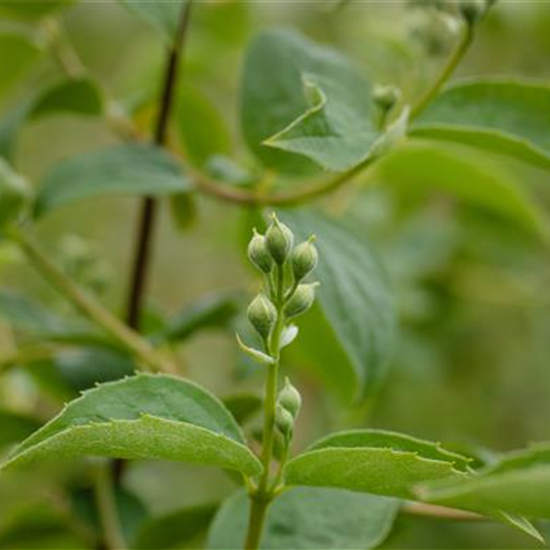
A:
11;229;178;375
125;0;194;330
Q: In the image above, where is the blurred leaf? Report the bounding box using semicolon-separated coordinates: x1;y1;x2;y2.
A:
0;501;85;550
207;487;399;549
419;444;550;520
133;502;217;549
71;486;148;546
0;77;103;161
375;142;549;238
0;410;41;450
0;288;105;345
3;374;261;476
31;78;103;119
177;87;231;168
119;0;187;42
222;393;262;425
413;80;550;169
205;155;255;187
49;345;135;394
281;210;396;401
241;29;377;173
0;1;74;20
153;291;241;344
170;192;196;231
35;144;190;217
0;31;40;99
284;429;468;499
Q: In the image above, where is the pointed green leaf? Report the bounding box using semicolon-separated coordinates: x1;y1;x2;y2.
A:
31;78;103;119
207;488;399;550
280;210;396;400
35;144;191;217
374;141;549;238
3;374;261;476
418;444;550;520
241;29;378;173
284;429;468;499
412;80;550;169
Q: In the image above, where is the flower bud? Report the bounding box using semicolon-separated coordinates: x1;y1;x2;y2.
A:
247;293;277;340
459;0;486;26
0;160;31;230
278;377;301;418
284;283;318;319
275;403;294;438
247;229;273;274
373;84;401;113
265;213;294;265
291;237;318;282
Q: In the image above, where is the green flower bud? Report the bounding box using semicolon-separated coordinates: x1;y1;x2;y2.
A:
247;293;277;340
265;213;294;265
284;283;318;319
275;403;294;438
373;84;401;113
278;377;301;418
247;229;273;273
0;160;31;230
459;0;486;26
291;237;318;282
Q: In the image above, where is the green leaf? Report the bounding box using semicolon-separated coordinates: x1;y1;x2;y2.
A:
280;210;396;400
177;87;231;168
35;144;191;217
412;79;550;169
222;393;262;425
0;410;41;450
207;488;399;550
374;141;549;238
284;429;468;499
133;502;218;549
31;78;103;119
153;291;241;344
3;374;261;477
241;29;378;173
0;1;74;20
0;31;41;99
418;443;550;520
119;0;187;42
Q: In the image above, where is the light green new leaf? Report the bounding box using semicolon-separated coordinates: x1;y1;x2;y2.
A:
374;141;549;238
119;0;187;42
35;143;191;217
31;78;103;119
0;0;74;20
178;87;232;168
280;210;396;400
284;429;468;499
0;31;41;99
418;443;550;520
241;29;379;173
207;488;399;549
3;374;261;476
412;79;550;169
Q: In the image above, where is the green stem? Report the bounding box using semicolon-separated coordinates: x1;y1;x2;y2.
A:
244;265;287;550
410;24;474;120
11;229;177;374
93;461;127;550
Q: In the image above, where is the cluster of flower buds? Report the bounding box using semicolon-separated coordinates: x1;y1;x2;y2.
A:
238;213;319;365
275;377;302;440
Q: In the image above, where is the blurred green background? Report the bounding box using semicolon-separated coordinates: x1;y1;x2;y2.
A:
1;1;550;548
